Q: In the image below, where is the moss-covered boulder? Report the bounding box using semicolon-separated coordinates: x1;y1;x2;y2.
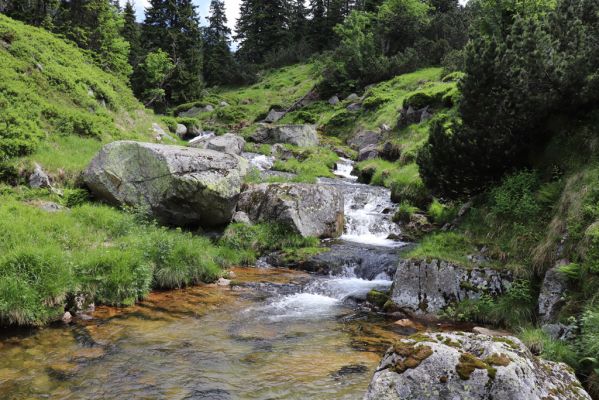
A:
83;141;248;227
237;183;344;238
365;332;591;400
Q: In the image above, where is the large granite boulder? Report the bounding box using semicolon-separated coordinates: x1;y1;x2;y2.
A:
348;130;381;151
390;259;511;314
237;183;344;238
83;141;248;227
251;124;318;147
364;332;591;400
190;133;245;155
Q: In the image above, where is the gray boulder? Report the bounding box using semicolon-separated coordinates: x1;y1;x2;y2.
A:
29;163;51;189
347;103;362;112
189;133;245;155
365;332;591;400
83;141;248;227
237;183;344;238
538;261;569;323
348;130;382;151
346;93;359;101
175;124;187;138
152;123;176;143
328;96;340;105
178;104;214;117
358;144;379;161
251;124;318;147
264;109;286;123
390;259;511;314
231;211;252;225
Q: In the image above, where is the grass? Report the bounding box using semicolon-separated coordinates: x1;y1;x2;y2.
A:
271;145;339;182
407;232;478;266
0;15;162;184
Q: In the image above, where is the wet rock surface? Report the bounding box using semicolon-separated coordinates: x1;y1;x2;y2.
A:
538;260;569;323
364;332;591;400
83;141;248;227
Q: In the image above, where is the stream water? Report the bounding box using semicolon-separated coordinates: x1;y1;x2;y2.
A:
0;159;421;400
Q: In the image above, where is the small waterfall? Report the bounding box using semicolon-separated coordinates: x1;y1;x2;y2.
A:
241;152;276;171
320;159;404;248
333;157;358;180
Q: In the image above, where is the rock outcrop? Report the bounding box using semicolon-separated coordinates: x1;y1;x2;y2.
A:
538;260;569;323
251;124;318;147
364;332;591;400
190;133;246;155
348;130;381;151
83;141;248;227
390;259;511;314
237;183;344;238
29;163;51;189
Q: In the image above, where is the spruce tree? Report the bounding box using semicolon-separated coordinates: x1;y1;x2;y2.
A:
121;0;141;68
235;0;289;64
203;0;237;86
142;0;204;105
2;0;59;27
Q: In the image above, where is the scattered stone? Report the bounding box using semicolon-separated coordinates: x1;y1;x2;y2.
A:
358;144;379;161
232;211;252;224
175;124;187;138
346;93;359;101
541;323;576;341
381;141;402;162
178;104;214;117
219;101;229;107
237;183;344;238
217;278;231;286
83;141;248;227
32;201;66;213
472;327;511;337
77;313;93;321
264;109;286;123
328;95;340;105
228;271;237;278
390;259;511;314
29;163;51;189
347;103;362;112
152;123;176;142
251;124;319;147
538;260;569;323
420;107;433;123
271;143;294;160
348;130;381;151
380;123;391;132
394;319;425;331
62;312;72;324
191;133;246;155
365;332;592;400
188;131;216;146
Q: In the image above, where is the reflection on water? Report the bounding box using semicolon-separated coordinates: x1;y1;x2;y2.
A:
0;268;406;400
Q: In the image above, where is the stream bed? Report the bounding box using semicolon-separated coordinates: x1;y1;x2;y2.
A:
0;160;443;399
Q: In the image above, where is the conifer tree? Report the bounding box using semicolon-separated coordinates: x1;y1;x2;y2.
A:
142;0;204;105
203;0;237;86
121;0;141;68
2;0;59;27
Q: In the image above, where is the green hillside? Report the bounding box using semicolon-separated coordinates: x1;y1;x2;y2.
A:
0;14;158;184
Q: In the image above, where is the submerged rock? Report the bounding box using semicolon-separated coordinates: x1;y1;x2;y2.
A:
251;124;319;147
83;141;247;227
390;259;511;314
237;183;344;238
364;332;591;400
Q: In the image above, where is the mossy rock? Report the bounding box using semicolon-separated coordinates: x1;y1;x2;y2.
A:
367;289;389;308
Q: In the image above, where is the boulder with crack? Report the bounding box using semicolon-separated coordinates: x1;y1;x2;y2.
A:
83;141;248;227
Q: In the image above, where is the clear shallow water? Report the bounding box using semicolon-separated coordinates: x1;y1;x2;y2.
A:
0;268;404;400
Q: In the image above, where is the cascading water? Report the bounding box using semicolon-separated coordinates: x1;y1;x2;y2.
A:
320;159;404;248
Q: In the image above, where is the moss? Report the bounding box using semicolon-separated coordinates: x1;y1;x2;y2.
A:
366;289;389;308
442;338;462;348
491;337;520;350
456;353;496;380
484;353;511;367
391;341;434;374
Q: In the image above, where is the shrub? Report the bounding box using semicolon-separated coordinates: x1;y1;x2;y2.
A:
403;85;453;109
490;171;541;222
215;106;248;123
519;328;579;367
393;201;419;223
427;199;457;225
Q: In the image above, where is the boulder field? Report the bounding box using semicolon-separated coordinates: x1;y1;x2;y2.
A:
364;332;591;400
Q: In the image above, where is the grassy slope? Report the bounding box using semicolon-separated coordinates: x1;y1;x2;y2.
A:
0;14;161;183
